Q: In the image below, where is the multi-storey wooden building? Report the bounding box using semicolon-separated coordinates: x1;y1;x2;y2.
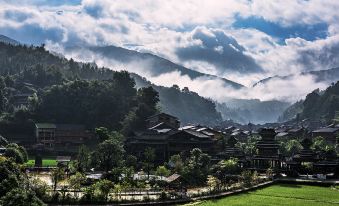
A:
35;123;92;151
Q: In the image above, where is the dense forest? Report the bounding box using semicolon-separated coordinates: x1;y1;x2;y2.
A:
132;74;222;125
0;42;221;131
301;82;339;121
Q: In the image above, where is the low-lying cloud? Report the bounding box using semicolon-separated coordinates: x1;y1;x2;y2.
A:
49;42;328;104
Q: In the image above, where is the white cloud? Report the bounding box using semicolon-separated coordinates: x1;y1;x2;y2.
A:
1;0;339;103
148;70;328;103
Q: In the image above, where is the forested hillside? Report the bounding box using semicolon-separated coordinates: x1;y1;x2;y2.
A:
301;82;339;121
278;100;304;122
279;81;339;123
0;42;221;127
132;74;222;125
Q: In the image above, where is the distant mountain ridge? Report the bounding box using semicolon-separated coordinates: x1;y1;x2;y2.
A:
0;35;19;45
66;45;245;89
253;67;339;87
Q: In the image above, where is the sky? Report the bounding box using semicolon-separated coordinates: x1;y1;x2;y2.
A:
0;0;339;103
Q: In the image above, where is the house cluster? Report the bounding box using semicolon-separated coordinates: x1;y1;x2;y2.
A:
125;113;338;177
275;123;339;145
125;113;223;164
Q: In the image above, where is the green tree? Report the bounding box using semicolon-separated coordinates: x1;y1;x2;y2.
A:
4;148;24;164
94;179;114;202
169;154;184;174
212;158;240;188
30;177;50;201
0;188;45;206
182;148;211;186
286;139;302;157
4;143;28;164
68;172;86;198
95;127;111;142
0;157;44;205
155;166;170;179
312;136;332;153
121;86;159;135
236;135;259;156
125;155;138;169
76;145;90;172
142;147;155;179
0;157;22;197
51;167;65;192
92;132;125;172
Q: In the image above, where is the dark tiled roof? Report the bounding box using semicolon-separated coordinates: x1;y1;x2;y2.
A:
56;124;85;130
182;129;209;138
147;113;179;120
35;123;56;129
166;173;181;183
36;123;85;130
313;128;339;133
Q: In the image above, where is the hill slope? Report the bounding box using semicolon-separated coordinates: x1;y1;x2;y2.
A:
280;81;339;123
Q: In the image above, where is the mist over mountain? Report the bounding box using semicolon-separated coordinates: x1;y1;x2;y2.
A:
217;99;290;124
65;45;244;89
0;39;222;125
253;67;339;88
1;32;337;125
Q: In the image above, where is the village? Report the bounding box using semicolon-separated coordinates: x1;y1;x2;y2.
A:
1;2;339;204
0;110;338;204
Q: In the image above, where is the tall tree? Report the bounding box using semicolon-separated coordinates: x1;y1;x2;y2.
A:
142;147;155;179
76;145;90;172
182;148;211;186
92;132;125;172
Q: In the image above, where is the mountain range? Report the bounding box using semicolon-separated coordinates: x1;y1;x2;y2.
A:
2;34;339;124
66;45;244;89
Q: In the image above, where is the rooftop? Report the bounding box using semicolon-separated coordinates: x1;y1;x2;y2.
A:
146;112;179;120
313;127;339;133
35;123;56;129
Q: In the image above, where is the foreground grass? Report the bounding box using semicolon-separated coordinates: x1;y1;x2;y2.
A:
186;184;339;206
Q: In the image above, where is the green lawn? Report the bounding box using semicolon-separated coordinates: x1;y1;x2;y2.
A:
25;158;58;167
187;184;339;206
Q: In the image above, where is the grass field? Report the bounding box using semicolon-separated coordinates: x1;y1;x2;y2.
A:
186;184;339;206
26;158;58;167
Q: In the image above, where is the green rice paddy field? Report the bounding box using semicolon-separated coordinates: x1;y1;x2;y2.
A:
25;158;58;167
186;184;339;206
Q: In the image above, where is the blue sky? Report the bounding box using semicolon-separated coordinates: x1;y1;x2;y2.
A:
233;16;328;44
0;0;339;102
